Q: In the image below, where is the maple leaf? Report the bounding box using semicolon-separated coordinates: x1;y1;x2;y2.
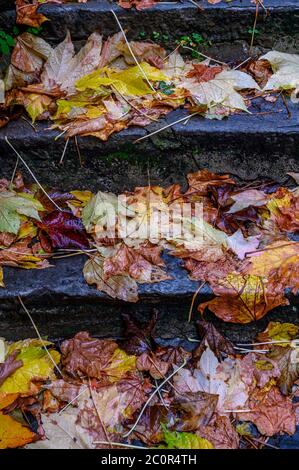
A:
120;312;157;356
197;415;239;449
257;321;299;348
228;189;268;214
41;31;103;96
0;238;50;274
0;190;44;234
268;346;299;395
199;273;285;324
37;210;90;251
240;386;296;436
60;332;136;382
186;169;235;196
173;346;229;410
83;253;139;302
261;51;299;91
44;380;83;406
243;240;299;295
15;0;48;28
187;64;225;82
26;407;95;449
90;375;151;431
194;320;235;361
180;69;259;117
6;32;52;92
101;243;170;284
0;340;60;396
175;391;218;432
0;412;36;449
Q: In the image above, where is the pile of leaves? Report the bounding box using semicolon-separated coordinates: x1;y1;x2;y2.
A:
1;18;298;137
1;317;299;449
1;169;299;324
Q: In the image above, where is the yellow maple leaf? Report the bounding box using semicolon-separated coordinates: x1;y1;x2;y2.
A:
103;348;136;383
0;343;60;395
199;273;286;323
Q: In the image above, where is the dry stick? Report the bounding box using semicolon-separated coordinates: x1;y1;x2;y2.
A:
74;136;83;166
188;281;206;323
134;111;200;144
123;359;187;439
9;157;19;189
154;378;169;409
18;296;63;377
88;378;112;448
5;137;63;212
234;57;252;71
181;45;228;66
250;1;260;52
281;92;292;119
238;340;297;347
110;10;155;93
21;115;36;131
59;138;70;165
187;0;204;10
58;386;89;415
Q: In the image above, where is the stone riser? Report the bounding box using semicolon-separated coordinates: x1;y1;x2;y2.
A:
0;1;298;55
0;254;298;343
1;100;298;192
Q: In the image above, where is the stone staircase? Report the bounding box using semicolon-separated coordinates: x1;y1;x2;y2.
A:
0;0;298;344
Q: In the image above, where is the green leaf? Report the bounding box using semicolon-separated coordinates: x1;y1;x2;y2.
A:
0;191;44;235
161;426;213;449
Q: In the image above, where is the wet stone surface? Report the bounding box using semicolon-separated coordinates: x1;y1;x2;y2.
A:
1;99;298;193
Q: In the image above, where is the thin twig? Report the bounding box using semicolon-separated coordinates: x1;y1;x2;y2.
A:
88;378;112;448
9;157;19;189
18;296;63;377
58;386;89;415
123;359;187;438
181;45;228;66
59;138;70;165
5;137;63;212
74;136;83;166
250;1;260;52
188;281;205;323
134;111;200;144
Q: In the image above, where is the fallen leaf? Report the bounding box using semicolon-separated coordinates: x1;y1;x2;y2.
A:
61;332;135;382
0;190;44;234
261;51;299;91
161;426;213;449
0;412;36;449
241;386;296;436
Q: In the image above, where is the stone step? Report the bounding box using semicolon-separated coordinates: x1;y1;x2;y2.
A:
1;253;298;344
1;98;298;193
0;1;298;55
